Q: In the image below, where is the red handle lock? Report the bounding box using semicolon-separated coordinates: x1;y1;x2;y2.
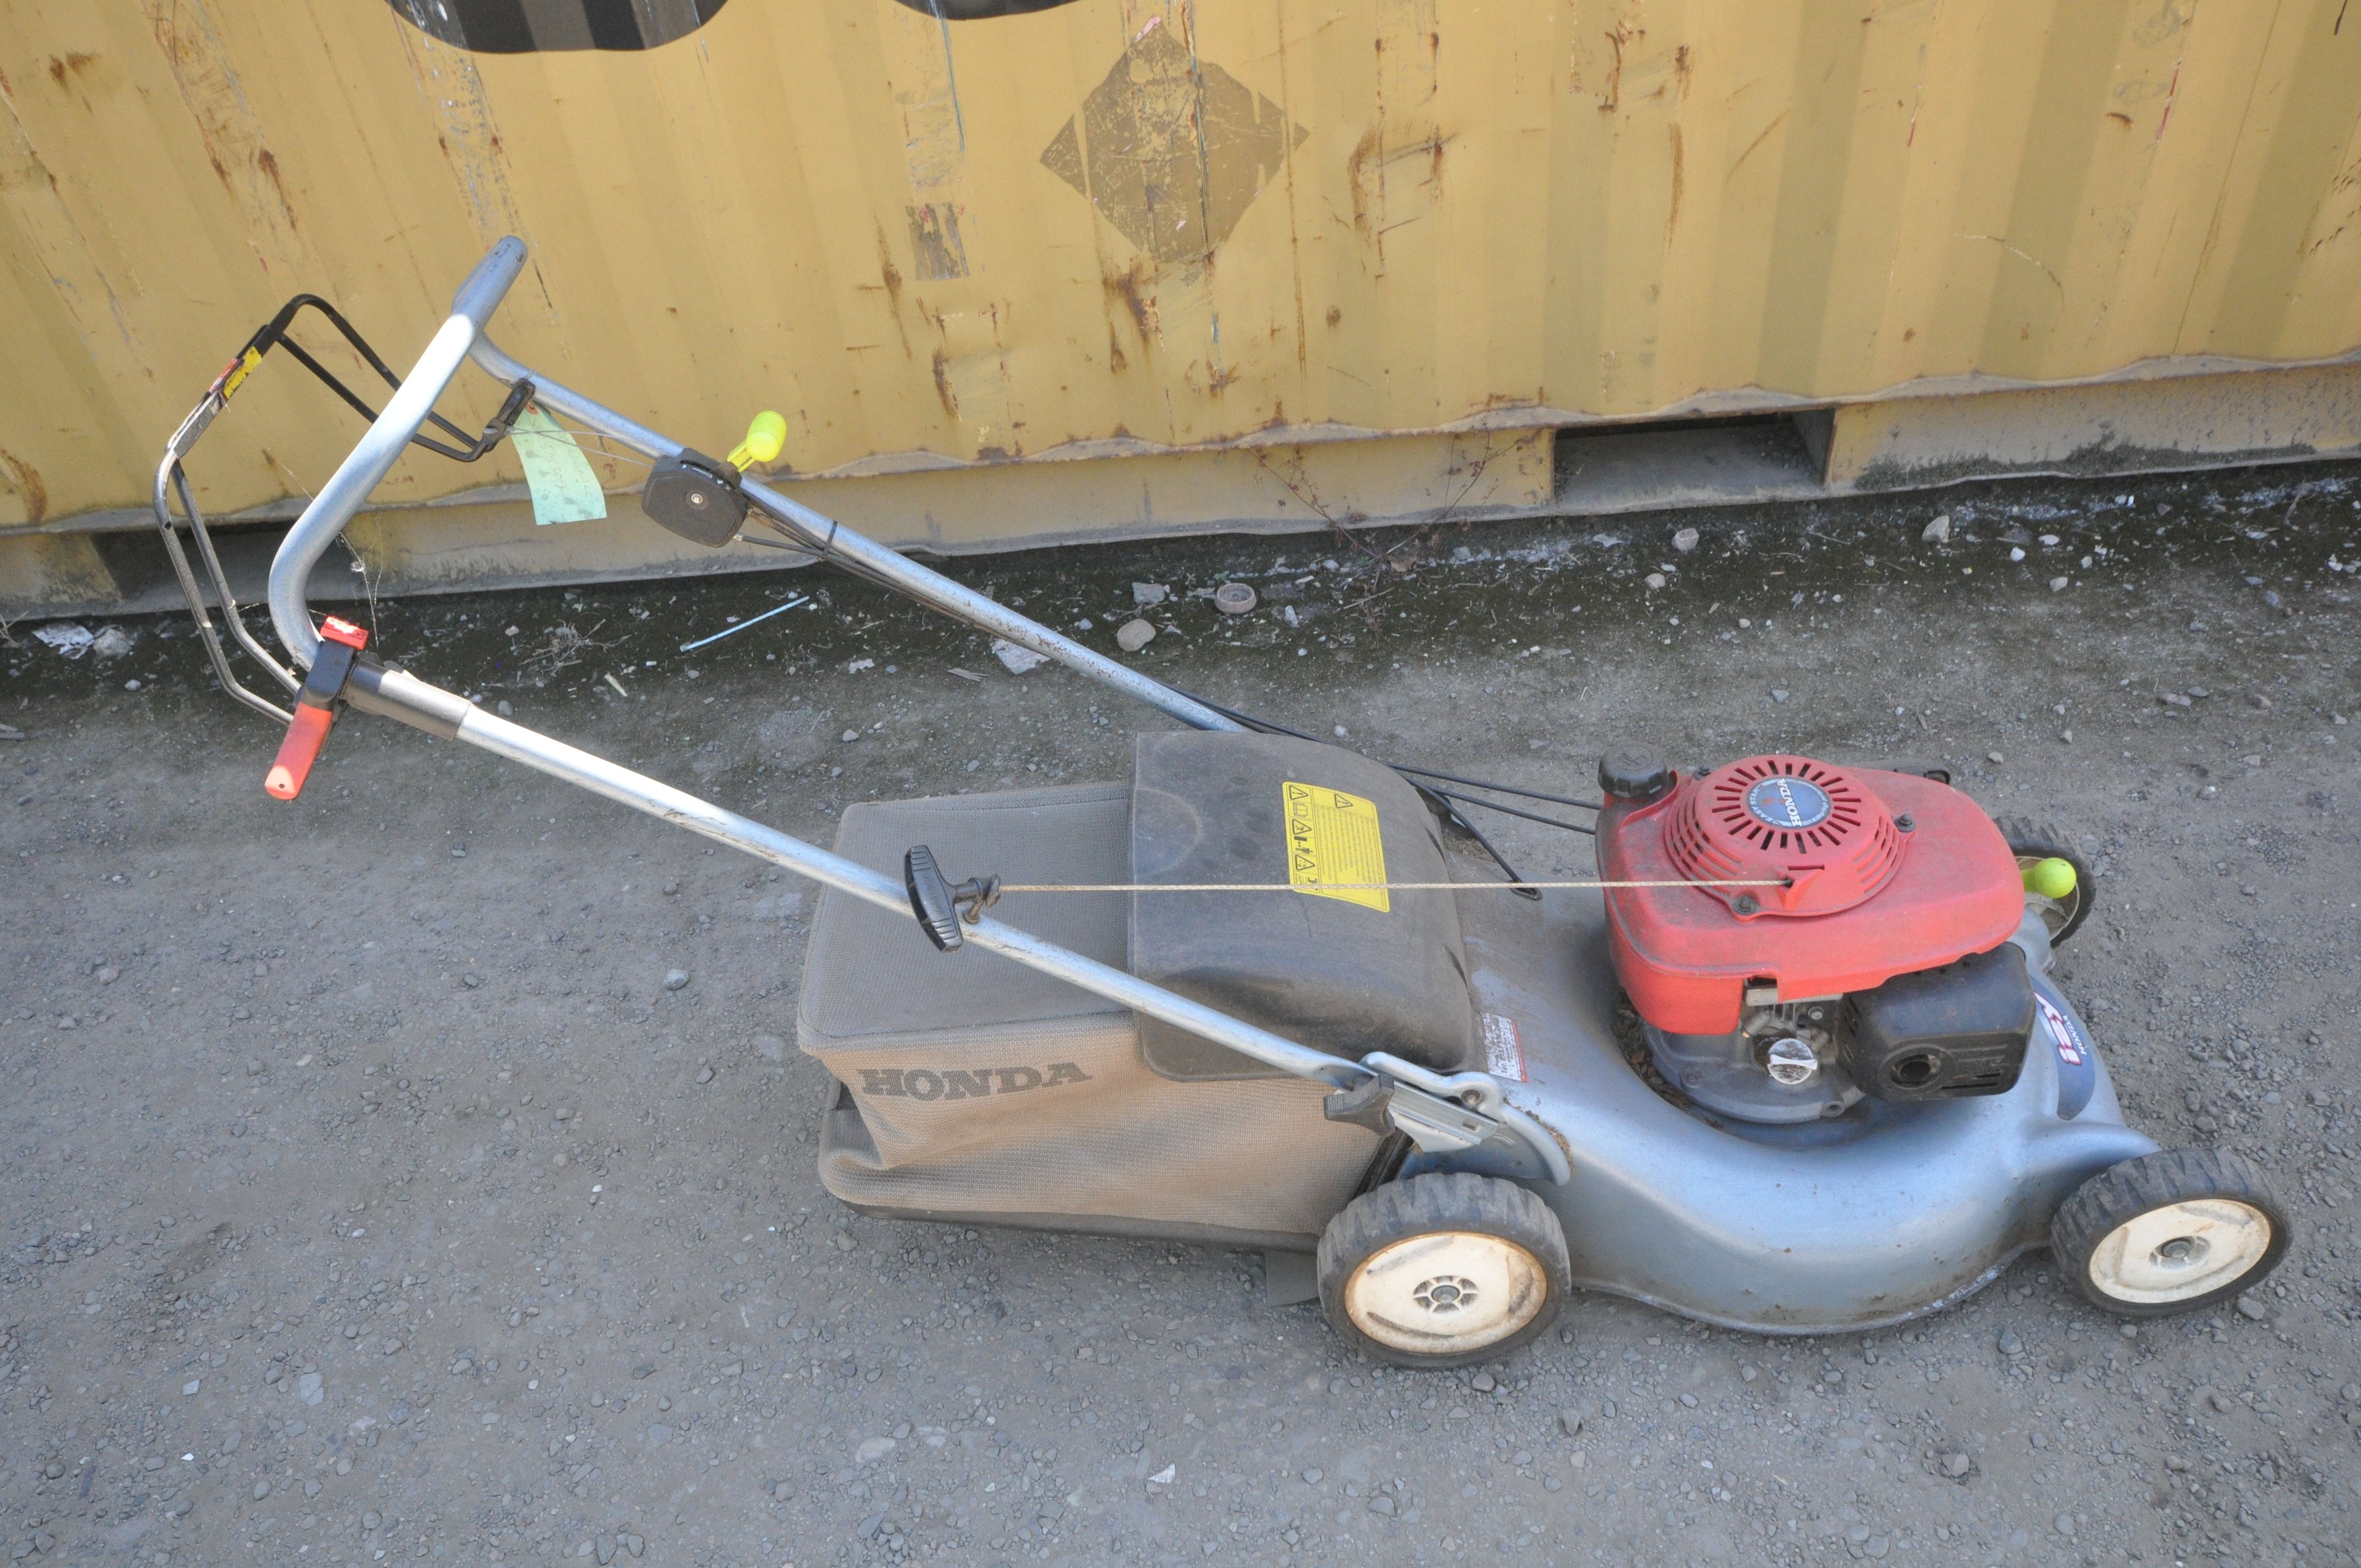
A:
264;617;369;801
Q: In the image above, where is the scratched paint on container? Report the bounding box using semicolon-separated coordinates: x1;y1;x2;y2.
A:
142;0;314;276
907;203;970;282
0;57;146;361
931;306;1015;454
391;17;535;251
1350;0;1441;275
881;1;971;278
886;2;967;191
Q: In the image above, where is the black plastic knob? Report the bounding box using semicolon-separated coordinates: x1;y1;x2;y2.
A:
903;845;965;951
1598;744;1673;804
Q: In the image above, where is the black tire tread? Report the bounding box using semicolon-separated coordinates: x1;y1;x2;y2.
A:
1316;1173;1571;1368
1994;815;2095;943
2051;1148;2291;1319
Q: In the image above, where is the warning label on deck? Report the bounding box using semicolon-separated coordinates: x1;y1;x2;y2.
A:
1482;1013;1528;1081
1282;782;1389;912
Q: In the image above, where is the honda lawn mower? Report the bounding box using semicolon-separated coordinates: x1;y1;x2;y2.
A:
153;239;2290;1366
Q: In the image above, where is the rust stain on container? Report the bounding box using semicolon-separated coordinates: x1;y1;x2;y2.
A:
873;222;914;361
143;0;304;255
1666;123;1683;240
1592;19;1639;112
45;51;97;88
253;148;296;230
1105;257;1160;344
0;450;48;525
931;347;959;418
874;223;905;314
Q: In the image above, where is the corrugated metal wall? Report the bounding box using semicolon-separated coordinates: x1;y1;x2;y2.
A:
4;0;2359;533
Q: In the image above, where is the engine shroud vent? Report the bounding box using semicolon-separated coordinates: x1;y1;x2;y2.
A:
1666;755;1902;917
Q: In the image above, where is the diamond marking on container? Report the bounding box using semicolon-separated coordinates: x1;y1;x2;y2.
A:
1041;20;1307;265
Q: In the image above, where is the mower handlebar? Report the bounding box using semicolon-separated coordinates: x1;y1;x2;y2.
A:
266;237;527;669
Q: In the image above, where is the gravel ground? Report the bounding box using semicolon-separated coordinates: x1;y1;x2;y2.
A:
2;461;2359;1568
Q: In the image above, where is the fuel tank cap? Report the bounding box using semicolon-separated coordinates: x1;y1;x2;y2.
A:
1598;744;1673;804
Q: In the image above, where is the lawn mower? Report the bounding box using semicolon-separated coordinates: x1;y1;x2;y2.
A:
153;238;2290;1366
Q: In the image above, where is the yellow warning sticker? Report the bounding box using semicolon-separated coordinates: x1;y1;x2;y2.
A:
1282;781;1390;912
220;346;262;401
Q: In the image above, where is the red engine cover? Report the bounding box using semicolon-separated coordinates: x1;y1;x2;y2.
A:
1597;756;2023;1035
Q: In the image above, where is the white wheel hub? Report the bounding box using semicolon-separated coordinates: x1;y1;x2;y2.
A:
1343;1232;1548;1357
2086;1199;2272;1304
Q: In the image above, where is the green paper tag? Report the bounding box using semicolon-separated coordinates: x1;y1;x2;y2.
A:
510;406;607;526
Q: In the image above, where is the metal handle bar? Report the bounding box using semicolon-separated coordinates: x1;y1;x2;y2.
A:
377;683;1555;1179
458;702;1330;1071
264;235;1234;731
353;671;1443;1110
154;407;301;721
266;237;527;667
465;330;1241;734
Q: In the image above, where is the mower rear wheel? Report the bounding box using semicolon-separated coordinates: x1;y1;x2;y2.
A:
1994;816;2094;944
1317;1173;1570;1368
2052;1150;2290;1318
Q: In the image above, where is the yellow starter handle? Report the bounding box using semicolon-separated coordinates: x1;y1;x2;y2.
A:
727;411;787;472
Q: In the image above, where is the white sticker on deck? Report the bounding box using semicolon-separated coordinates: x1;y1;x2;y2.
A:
1483;1013;1527;1081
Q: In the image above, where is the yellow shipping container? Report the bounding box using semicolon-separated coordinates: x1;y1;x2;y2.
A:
3;0;2359;608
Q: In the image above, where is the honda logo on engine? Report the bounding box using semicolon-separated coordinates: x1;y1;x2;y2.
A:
1744;776;1833;830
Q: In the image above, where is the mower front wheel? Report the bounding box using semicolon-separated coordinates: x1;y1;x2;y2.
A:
1316;1173;1570;1368
2051;1150;2291;1319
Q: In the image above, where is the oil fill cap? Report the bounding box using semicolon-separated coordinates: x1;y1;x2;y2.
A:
1598;744;1673;804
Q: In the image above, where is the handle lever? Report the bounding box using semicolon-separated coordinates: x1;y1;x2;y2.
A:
265;704;338;800
264;617;369;799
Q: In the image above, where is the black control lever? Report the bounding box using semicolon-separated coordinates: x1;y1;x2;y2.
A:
641;449;748;547
901;845;1002;952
